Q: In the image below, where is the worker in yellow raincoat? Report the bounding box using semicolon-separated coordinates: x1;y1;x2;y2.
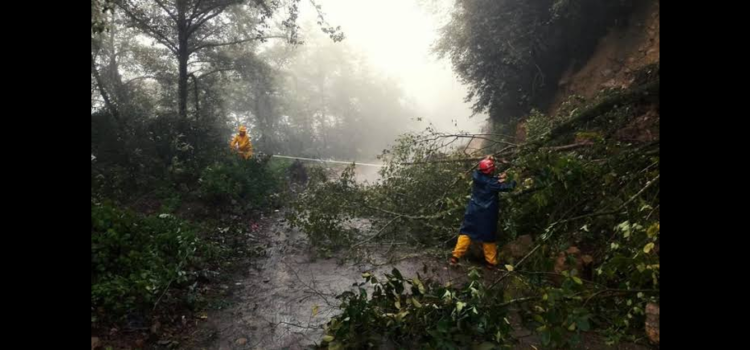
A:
230;126;254;159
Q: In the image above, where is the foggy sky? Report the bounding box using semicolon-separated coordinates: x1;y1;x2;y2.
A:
299;0;488;135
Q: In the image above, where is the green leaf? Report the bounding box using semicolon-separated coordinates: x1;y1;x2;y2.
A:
577;318;590;331
437;318;451;333
505;264;514;271
456;301;466;313
412;298;423;308
572;276;583;285
540;329;551;345
647;223;660;238
644;242;655;254
617;221;631;238
322;335;334;343
412;278;426;294
397;310;409;321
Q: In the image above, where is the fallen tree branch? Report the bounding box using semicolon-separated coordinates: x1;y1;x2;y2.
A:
275;320;324;330
489;174;659;290
351;216;402;249
366;252;425;267
508;185;548;199
523;78;660;152
435;133;518;146
496;296;539;308
555;174;660;225
549;79;659;140
365;205;462;221
583;288;659;306
540;141;594;152
398;145;517;166
282;261;335;307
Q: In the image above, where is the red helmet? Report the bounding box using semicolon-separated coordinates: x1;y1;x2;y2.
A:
478;158;495;175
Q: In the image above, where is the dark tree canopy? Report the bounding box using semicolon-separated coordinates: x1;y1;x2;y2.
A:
435;0;632;128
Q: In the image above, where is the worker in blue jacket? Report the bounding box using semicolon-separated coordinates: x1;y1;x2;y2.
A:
450;156;516;269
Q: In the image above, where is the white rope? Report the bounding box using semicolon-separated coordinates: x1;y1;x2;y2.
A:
271;154;384;167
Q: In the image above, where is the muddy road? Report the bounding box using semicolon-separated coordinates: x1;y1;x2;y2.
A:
185;213;650;350
186;214;458;350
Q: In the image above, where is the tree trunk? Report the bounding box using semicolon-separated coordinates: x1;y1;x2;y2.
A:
178;52;188;119
91;52;119;121
107;9;127;110
190;73;200;116
177;0;189;120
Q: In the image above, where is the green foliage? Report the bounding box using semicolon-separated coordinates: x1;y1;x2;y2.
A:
198;154;281;210
155;186;183;213
526;95;586;141
91;0;114;34
286;130;481;254
321;268;514;349
287;165;364;254
525;109;552;141
368;132;476;244
91;203;206;320
298;69;659;345
591;220;659;340
435;0;633;123
91;112;227;202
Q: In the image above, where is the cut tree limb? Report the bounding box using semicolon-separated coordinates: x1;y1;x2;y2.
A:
540;141;594;152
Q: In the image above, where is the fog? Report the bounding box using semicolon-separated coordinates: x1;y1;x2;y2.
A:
92;0;489;171
298;0;487;135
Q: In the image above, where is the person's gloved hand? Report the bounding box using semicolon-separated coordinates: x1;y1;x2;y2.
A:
498;172;508;183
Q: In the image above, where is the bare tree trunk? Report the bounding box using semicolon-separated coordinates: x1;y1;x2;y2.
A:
107;9;128;110
178;54;188;119
91;52;120;121
177;0;189;120
190;73;200;116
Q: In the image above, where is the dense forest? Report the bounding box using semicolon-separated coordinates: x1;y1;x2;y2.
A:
92;0;659;349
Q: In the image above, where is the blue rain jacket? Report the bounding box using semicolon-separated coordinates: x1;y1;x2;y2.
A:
458;170;516;242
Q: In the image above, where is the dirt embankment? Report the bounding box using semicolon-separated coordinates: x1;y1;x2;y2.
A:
512;0;659;143
548;0;659;115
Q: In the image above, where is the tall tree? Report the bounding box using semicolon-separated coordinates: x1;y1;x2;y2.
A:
435;0;633;130
115;0;307;120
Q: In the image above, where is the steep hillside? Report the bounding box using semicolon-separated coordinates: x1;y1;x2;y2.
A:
515;0;660;142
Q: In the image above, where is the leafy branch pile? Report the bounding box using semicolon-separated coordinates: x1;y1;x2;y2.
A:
321;268;515;350
292;64;660;348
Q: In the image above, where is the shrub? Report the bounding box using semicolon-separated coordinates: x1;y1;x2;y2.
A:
91;203;204;321
198;154;280;210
